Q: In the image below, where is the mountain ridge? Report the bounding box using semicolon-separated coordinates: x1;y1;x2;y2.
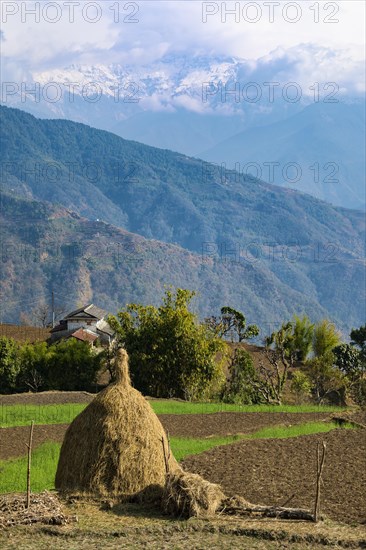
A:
0;106;364;331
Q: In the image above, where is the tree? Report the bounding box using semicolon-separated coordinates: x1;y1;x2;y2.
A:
350;325;366;356
248;322;298;405
19;342;54;392
333;343;363;378
307;351;347;404
20;302;66;328
290;371;312;402
205;307;259;342
0;337;21;393
47;339;102;391
333;326;366;405
109;288;225;400
313;320;341;358
221;348;261;404
291;315;314;361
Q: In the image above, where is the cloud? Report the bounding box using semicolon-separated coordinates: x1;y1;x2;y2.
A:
1;0;364;97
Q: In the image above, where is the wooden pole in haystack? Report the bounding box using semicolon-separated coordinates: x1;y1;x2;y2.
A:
26;421;35;509
161;431;171;475
314;441;326;522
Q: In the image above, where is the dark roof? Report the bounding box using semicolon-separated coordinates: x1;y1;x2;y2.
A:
64;304;107;321
50;323;66;333
71;328;98;343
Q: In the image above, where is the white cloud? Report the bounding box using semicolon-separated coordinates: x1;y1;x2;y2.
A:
1;0;364;94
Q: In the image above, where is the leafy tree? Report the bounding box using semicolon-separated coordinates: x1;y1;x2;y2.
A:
350;325;366;356
205;308;259;343
313;320;341;358
0;337;21;393
333;344;364;378
290;371;312;402
221;348;261;404
109;288;225;400
249;322;298;405
291;315;314;361
217;307;259;342
19;342;54;392
334;327;366;405
47;339;102;391
306;351;347;404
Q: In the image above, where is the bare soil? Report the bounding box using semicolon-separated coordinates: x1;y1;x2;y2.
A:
182;428;366;525
0;392;95;406
158;412;333;438
0;412;336;461
0;424;69;461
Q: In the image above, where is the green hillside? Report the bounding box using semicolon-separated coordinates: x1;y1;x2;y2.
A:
0;106;365;331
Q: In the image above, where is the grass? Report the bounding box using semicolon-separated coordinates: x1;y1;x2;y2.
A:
0;403;87;428
0;442;60;494
150;401;345;415
0;401;346;428
0;422;355;494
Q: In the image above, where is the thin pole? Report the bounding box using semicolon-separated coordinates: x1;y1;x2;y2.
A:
51;290;55;328
26;421;35;508
314;441;326;522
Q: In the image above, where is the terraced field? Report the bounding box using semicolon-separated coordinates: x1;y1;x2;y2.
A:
0;391;365;548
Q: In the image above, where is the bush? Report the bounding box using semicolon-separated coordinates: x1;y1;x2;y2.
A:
0;337;21;393
47;339;102;391
290;371;312;402
221;348;262;405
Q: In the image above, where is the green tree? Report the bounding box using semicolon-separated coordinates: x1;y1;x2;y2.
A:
221;348;261;404
350;325;366;356
292;315;314;361
19;342;54;392
217;307;259;342
0;337;21;393
307;351;346;404
290;371;312;402
333;344;364;378
260;316;315;404
47;339;102;391
109;288;225;400
313;320;341;357
333;326;366;405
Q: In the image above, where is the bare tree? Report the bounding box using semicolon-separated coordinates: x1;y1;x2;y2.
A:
20;303;67;328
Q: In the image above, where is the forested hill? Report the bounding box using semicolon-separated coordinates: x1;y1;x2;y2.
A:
0;106;365;330
0;191;333;328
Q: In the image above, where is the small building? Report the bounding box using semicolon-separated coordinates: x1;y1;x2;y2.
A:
50;304;115;347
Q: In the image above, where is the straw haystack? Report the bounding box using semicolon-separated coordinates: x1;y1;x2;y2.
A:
162;471;225;518
55;349;180;496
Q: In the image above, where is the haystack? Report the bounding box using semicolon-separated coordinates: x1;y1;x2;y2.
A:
162;471;225;518
55;349;180;496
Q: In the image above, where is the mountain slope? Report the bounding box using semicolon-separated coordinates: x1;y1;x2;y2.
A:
200;102;366;209
0;106;365;331
0;192;335;330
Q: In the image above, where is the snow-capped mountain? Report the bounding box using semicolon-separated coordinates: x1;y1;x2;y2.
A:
2;54;307;148
2;54;364;209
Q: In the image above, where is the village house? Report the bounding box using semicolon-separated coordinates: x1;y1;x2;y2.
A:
50;304;115;347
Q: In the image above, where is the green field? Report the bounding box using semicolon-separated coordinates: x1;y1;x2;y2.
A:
0;422;354;494
0;401;345;428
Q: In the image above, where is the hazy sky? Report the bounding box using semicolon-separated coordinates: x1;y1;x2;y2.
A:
1;1;365;93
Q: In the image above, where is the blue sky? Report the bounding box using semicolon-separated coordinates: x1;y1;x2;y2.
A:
1;1;365;95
